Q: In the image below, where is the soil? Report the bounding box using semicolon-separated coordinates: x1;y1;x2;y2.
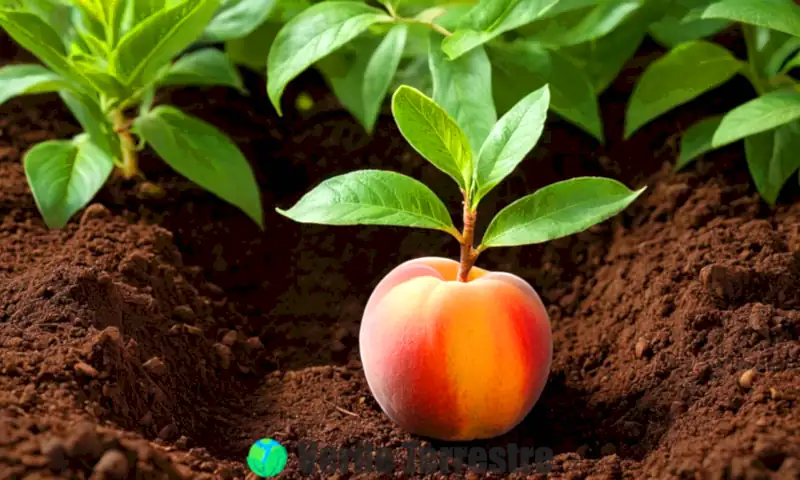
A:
1;31;799;480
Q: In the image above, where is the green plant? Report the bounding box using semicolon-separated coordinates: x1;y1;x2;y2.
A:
0;0;264;228
261;0;674;143
624;0;800;205
277;83;644;279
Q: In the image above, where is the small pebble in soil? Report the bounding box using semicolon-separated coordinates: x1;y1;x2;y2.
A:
143;357;167;376
635;337;651;359
41;438;69;470
91;449;129;479
739;368;757;390
173;305;195;321
158;423;178;441
74;361;99;378
213;343;232;369
65;423;103;459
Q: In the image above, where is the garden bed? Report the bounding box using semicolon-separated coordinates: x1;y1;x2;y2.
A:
1;35;799;479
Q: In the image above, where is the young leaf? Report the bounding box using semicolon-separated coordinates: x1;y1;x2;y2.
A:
488;40;603;142
744;121;800;205
440;0;559;59
317;44;373;126
650;17;730;48
202;0;278;42
23;135;114;229
480;177;645;248
712;89;800;148
59;91;120;158
157;48;245;92
473;85;550;208
266;1;392;114
560;1;664;93
0;64;67;106
361;24;408;133
625;40;742;138
391;85;472;189
676;116;722;171
429;35;496;155
0;10;90;93
224;19;282;71
522;1;641;47
111;0;220;89
276;169;457;233
120;0;163;34
133;106;263;227
693;0;800;38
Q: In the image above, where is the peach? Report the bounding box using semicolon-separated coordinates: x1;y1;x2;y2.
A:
359;257;552;441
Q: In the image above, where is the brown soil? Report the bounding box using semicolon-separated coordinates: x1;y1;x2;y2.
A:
1;33;799;480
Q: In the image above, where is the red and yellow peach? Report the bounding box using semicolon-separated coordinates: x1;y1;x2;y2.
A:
359;257;552;441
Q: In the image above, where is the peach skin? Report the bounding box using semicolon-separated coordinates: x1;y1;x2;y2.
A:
359;257;552;441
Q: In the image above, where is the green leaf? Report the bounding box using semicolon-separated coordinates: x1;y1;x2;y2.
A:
224;19;282;71
133;106;263;227
391;85;472;189
480;177;645;248
23;135;114;229
693;0;800;38
0;10;91;93
782;49;800;73
361;24;408;133
317;43;373;125
59;91;120;158
625;40;742;138
676;116;722;171
120;0;163;35
429;34;495;155
745;121;800;205
648;0;730;48
488;40;603;142
440;0;559;59
473;85;550;207
203;0;278;42
266;1;391;115
276;169;456;232
0;64;67;106
522;1;641;47
559;6;653;93
712;89;800;148
157;48;245;92
111;0;220;89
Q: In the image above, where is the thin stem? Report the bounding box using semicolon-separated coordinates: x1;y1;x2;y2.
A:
742;24;767;95
396;17;452;37
456;196;479;282
112;110;140;180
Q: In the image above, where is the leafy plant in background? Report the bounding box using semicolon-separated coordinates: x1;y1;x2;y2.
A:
278;83;644;281
625;0;800;205
262;0;683;144
0;0;264;228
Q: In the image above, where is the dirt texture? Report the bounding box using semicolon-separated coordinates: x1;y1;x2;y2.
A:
1;32;799;479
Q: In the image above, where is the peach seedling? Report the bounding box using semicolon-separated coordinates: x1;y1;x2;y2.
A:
278;84;645;440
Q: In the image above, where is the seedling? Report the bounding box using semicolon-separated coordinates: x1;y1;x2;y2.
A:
624;0;800;205
262;0;675;143
277;84;644;440
0;0;263;228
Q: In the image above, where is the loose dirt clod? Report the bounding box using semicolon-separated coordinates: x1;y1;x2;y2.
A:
91;449;129;479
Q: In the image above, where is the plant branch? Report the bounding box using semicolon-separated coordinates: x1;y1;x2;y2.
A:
396;17;452;37
457;194;479;282
742;24;767;95
112;110;140;180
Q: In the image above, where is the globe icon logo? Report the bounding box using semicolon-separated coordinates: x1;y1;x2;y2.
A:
247;438;288;477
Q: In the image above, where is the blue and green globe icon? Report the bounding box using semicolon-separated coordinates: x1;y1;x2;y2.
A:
247;438;287;477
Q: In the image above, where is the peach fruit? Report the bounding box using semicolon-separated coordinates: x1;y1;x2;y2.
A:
359;257;552;441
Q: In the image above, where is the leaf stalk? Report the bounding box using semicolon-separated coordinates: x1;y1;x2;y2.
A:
456;195;479;282
112;110;140;180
